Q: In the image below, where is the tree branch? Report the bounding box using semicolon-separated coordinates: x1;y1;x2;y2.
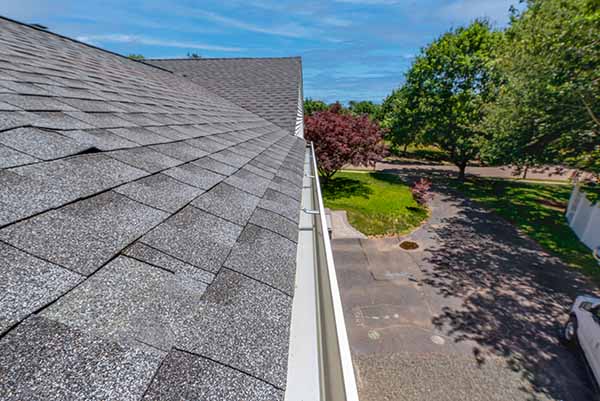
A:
581;95;600;129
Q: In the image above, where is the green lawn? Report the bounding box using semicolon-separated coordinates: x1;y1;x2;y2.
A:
446;178;600;283
322;171;428;236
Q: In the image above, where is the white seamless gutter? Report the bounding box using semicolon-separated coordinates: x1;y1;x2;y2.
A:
285;143;359;401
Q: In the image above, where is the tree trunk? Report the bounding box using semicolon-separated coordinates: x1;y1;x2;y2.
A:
320;170;337;184
457;163;467;181
402;142;409;156
522;164;529;179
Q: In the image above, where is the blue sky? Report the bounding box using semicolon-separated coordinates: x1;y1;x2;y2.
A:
2;0;520;103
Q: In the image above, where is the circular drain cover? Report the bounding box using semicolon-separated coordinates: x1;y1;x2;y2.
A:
430;335;445;345
399;240;419;250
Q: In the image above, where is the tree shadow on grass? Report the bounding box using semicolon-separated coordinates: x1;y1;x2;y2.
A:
383;166;598;400
321;176;373;201
368;171;405;185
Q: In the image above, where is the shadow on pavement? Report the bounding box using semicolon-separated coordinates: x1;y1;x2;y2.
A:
382;166;598;401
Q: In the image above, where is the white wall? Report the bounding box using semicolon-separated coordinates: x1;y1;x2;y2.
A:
566;185;600;251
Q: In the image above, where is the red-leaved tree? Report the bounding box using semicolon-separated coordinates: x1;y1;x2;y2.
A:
305;104;386;181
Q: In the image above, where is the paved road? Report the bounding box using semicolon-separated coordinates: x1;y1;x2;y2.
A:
347;160;575;183
332;180;597;401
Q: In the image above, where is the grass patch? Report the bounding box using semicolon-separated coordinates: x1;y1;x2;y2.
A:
582;184;600;205
322;172;428;236
446;177;600;283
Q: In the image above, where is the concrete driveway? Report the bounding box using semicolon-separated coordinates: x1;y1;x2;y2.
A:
332;179;597;401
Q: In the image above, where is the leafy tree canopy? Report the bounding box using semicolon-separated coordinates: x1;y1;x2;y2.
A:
305;104;386;180
401;20;502;179
380;86;422;154
304;98;329;116
348;100;382;120
127;54;145;60
481;0;600;174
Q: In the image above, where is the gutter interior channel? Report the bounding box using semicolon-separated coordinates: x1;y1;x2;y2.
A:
284;145;360;401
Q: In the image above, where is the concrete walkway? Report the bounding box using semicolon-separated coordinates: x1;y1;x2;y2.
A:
332;181;596;401
330;210;367;240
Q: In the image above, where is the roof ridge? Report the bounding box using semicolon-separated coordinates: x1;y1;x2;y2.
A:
0;16;175;74
0;17;287;130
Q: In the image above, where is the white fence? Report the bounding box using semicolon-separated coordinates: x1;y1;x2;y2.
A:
566;185;600;251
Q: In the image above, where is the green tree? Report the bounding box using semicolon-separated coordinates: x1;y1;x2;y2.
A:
127;54;145;60
187;52;201;59
402;20;502;179
348;100;381;120
482;0;600;174
380;87;420;155
304;98;328;116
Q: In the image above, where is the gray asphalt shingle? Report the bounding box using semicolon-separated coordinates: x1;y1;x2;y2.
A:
250;207;299;243
191;182;260;226
0;315;163;401
0;155;149;227
65;111;136;129
179;269;292;388
259;188;301;223
142;350;284;400
147;57;302;134
0;93;77;111
0;144;38;168
193;155;238;176
0;16;306;400
108;126;171;145
114;173;202;212
150;141;207;162
225;168;272;197
41;256;208;351
163;162;225;190
59;128;138;150
141;206;242;273
0;242;83;334
0;127;90;160
123;241;215;284
224;224;297;295
106;146;180;173
28;111;95;130
210;148;252;168
0;191;168;275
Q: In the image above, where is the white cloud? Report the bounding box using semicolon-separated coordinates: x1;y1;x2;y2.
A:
438;0;520;25
334;0;402;4
319;16;352;27
75;34;243;52
173;8;317;39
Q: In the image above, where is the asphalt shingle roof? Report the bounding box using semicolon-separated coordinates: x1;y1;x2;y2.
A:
147;57;303;135
0;17;305;400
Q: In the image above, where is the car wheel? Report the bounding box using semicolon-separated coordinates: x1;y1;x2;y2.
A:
562;316;578;346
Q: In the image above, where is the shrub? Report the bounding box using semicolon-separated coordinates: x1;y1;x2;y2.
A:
411;178;433;205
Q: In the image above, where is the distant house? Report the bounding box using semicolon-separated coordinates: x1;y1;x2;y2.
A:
567;185;600;252
0;17;357;400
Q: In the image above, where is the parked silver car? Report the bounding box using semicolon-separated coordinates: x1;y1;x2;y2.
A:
563;295;600;385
